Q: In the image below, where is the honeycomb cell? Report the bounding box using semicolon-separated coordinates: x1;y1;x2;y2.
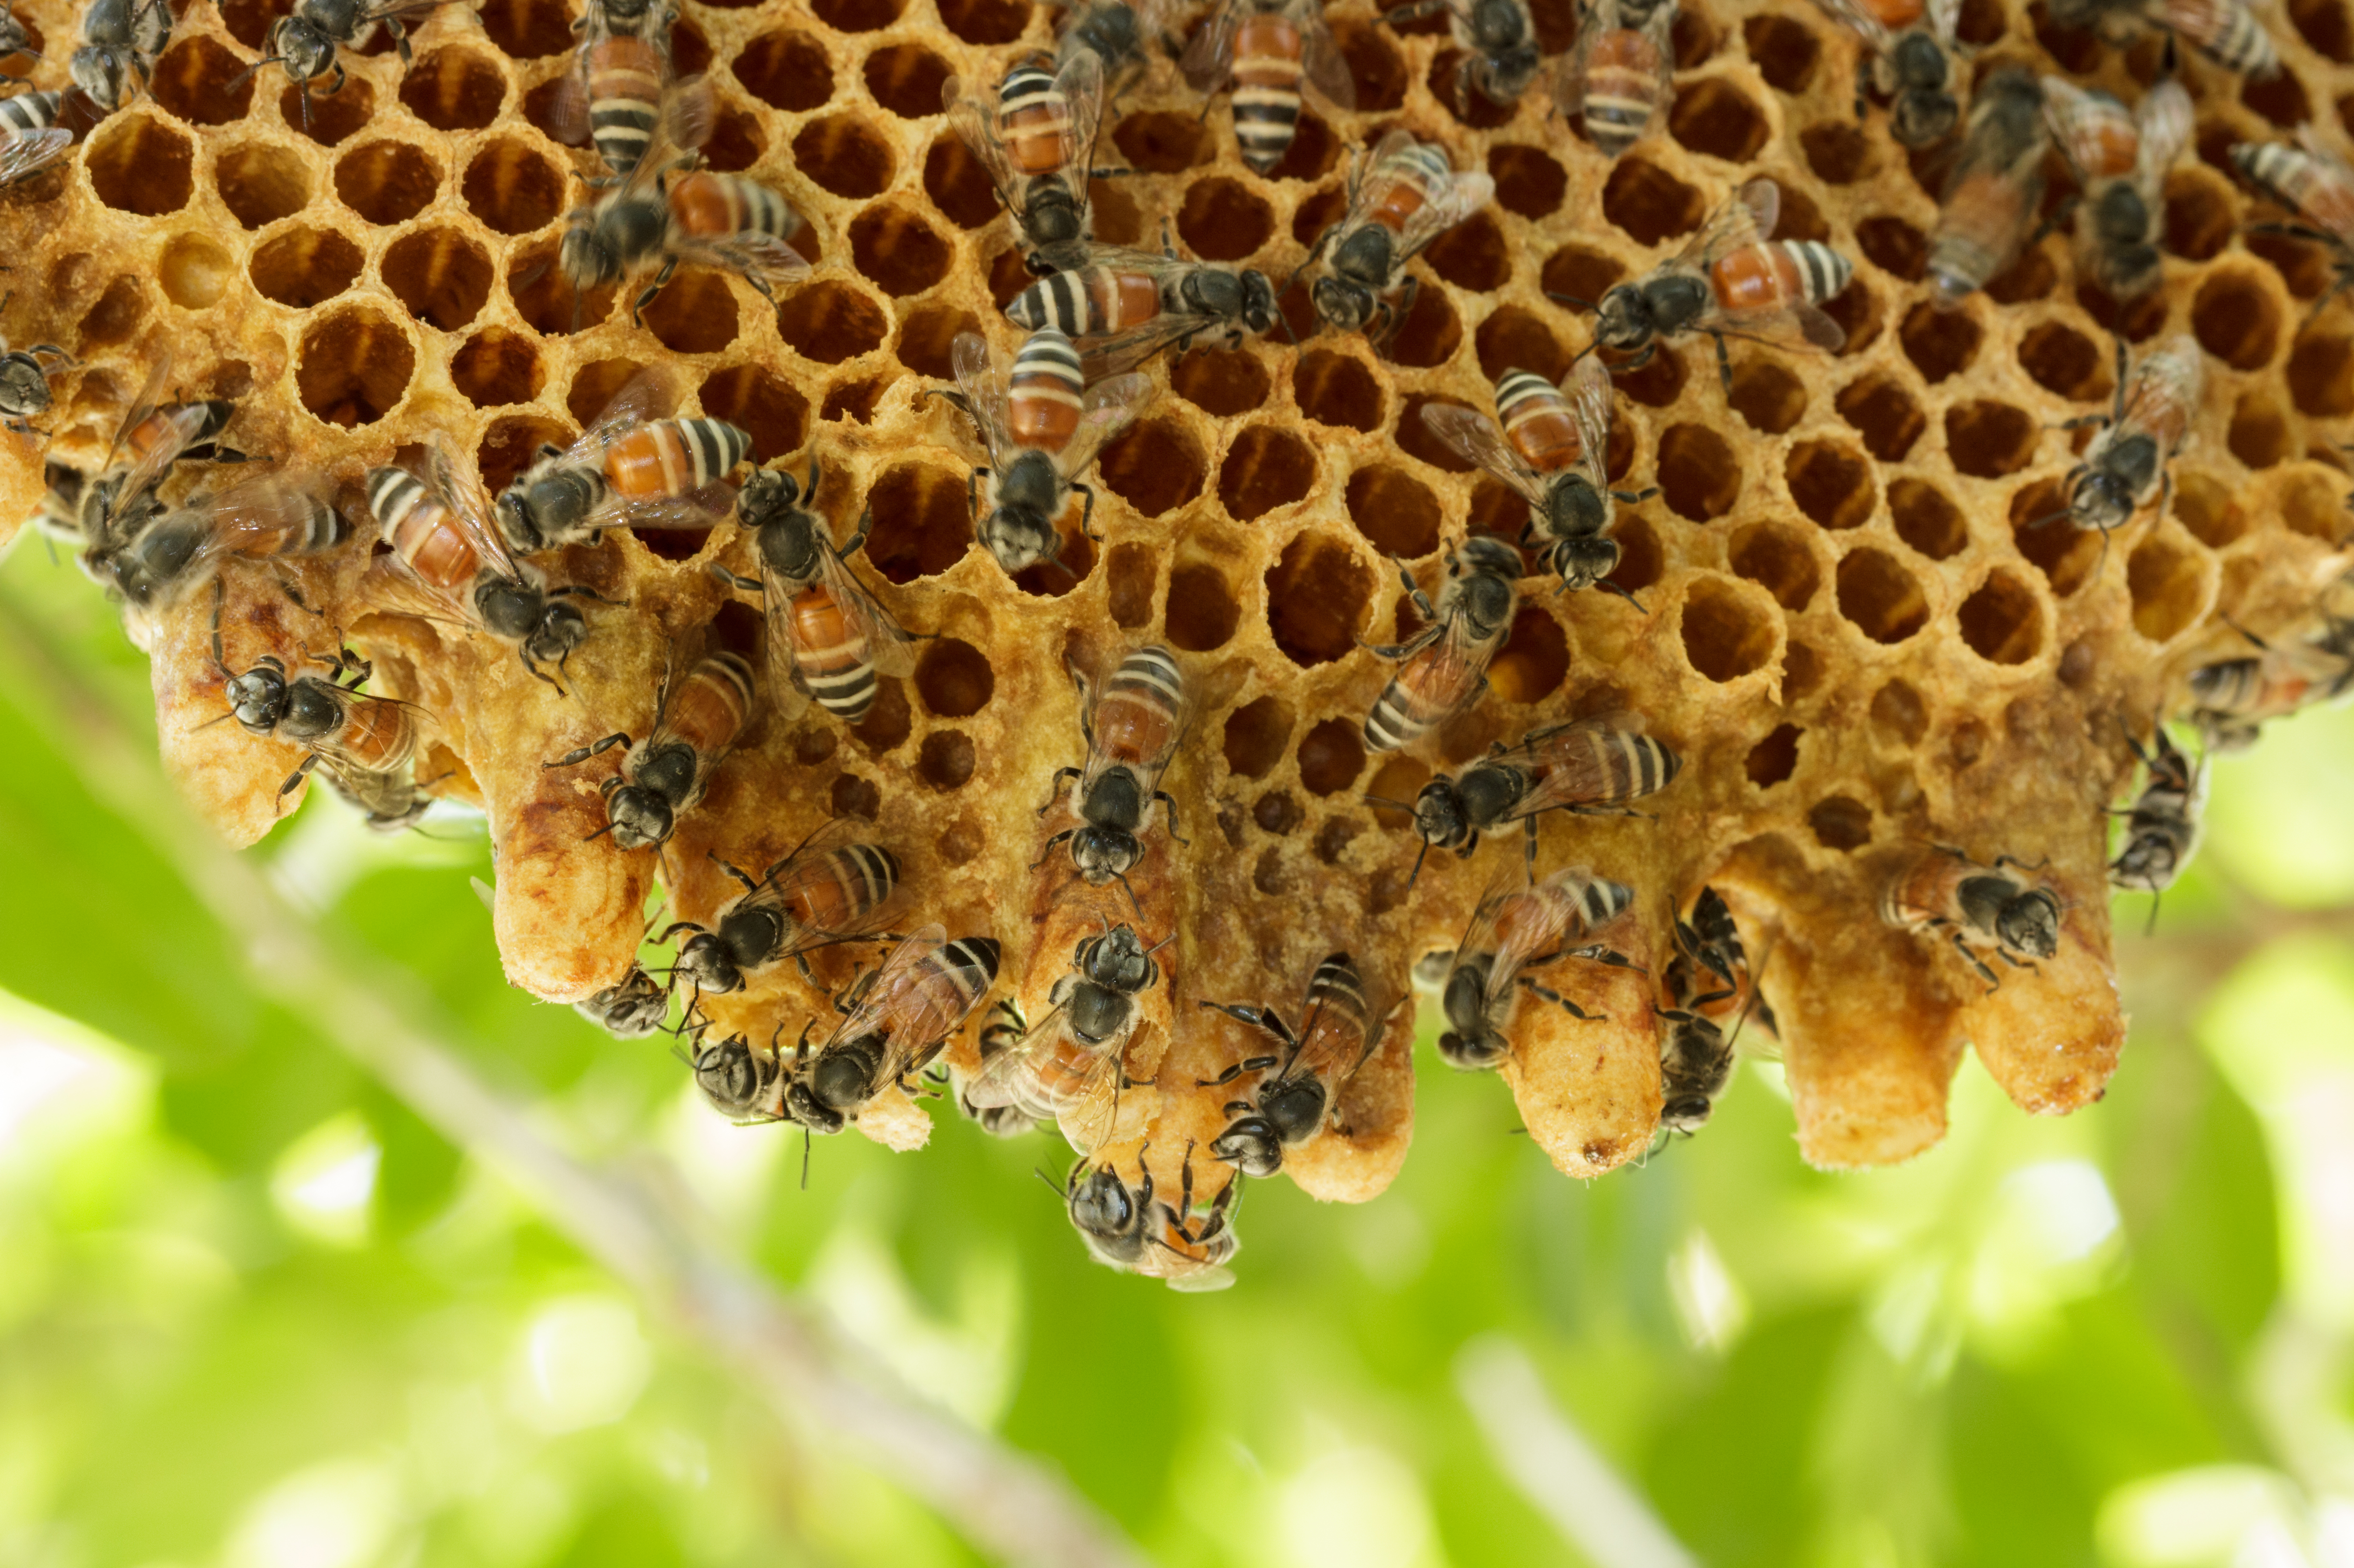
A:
864;465;972;582
737;30;834;111
220;142;313;228
478;0;571;56
1856;215;1927;282
1717;359;1803;434
250;226;363;308
1897;301;1979;383
1542;245;1625;307
912;638;994;718
1098;418;1208;516
1783;639;1825;697
2229;392;2292;469
1809;796;1873;850
2246;229;2335;300
1835;374;1925;461
2018;320;2112;402
1175;349;1274;418
1659;423;1739;519
215;0;274;50
1743;13;1819;90
566;357;640;415
916;731;976;791
334;141;436;225
1490;607;1569;703
401;48;505;130
2128;535;2206;641
1106;543;1157;627
1671;77;1770;163
1115;111;1214;173
1178;178;1274;262
1776;187;1831;246
2010;479;2099;594
76;277;145;349
1298;720;1366;796
1616;343;1689;408
896;305;979;381
508;240;614;334
672;21;714;73
2292;0;2354;58
295;308;413;427
986;245;1032;309
1264;112;1340;181
2192;270;2283;370
831;770;882;817
2280;467;2345;539
1336;17;1408;109
1167;562;1241;652
461;139;562;234
88;114;191;215
795;115;896;199
634;271;736;354
1397;395;1476;471
1729;522;1819;609
937;817;984;864
1945;401;2042;478
820;377;884;426
863;42;952;118
2172;470;2247;547
2289;331;2354;416
1430;51;1516;132
1219;426;1317;521
777;281;888;363
1679;577;1778;681
1835;549;1930;643
1982;246;2056;305
1608;515;1664;597
1292;184;1349;250
159;234;232;311
451;329;542;407
1224;696;1294;778
1870;678;1928;744
702;103;765;174
1489;144;1567;218
1346;465;1441;559
282;79;376;147
1676;3;1724;64
937;0;1024;43
381;227;492;331
152;36;255;125
1956;571;2044;664
1474;307;1568;386
700;364;810;463
1385;286;1463;368
2164;173;2237;261
849;206;951;296
1086;177;1144;247
1255;789;1302;834
1266;534;1373;666
1823;278;1882;357
1786;440;1875;529
1426;211;1511;292
1746;723;1800;787
1800;122;1873;186
1889;478;1967;559
2243;66;2311;129
477;414;571;493
1603;159;1704;244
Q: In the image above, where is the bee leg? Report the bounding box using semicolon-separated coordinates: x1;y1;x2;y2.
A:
965;465;989;521
1710;331;1734;399
1039;766;1082;816
1850;51;1868;123
1564;942;1646;974
1154;790;1186;845
1071;482;1100;541
387;16;410;65
1992;852;2053;874
1029;827;1077;871
278;753;321;798
1951;931;2001;992
1222;1099;1254;1119
708;852;764;895
545;732;631;770
708;564;763;592
1519;977;1604;1022
1522;815;1540;877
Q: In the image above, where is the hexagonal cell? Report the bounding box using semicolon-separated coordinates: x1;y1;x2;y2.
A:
334;140;436;225
1542;245;1625;307
250;226;363;308
380;227;492;331
1385;286;1463;368
1115;111;1214;173
1224;696;1294;778
2018;320;2112;402
1262;111;1340;180
848;205;950;296
1086;416;1207;519
1607;514;1663;597
701;364;810;463
1603;159;1704;244
896;305;979;381
1474;306;1568;386
1101;542;1156;627
2192;269;2283;370
1897;300;1979;383
2009;479;2099;595
1489;606;1569;704
777;281;888;363
1870;678;1928;744
1944;400;2041;478
1800;122;1873;185
1334;15;1408;107
737;30;833;111
476;413;572;494
633;270;736;354
1855;215;1927;281
401;48;504;130
985;245;1034;310
1889;478;1967;559
794;115;895;199
863;464;972;582
1982;246;2056;305
1775;186;1831;245
295;308;413;427
2289;330;2354;416
87;114;191;215
1834;373;1924;461
1266;533;1373;667
567;358;643;426
508;239;615;335
2172;470;2248;547
2128;534;2206;641
1808;796;1873;850
1177;177;1274;262
911;638;994;718
451;328;542;407
1671;77;1769;163
478;0;571;56
152;35;254;125
2250;228;2337;300
1786;439;1875;528
821;376;882;428
1489;144;1567;218
701;102;765;173
1174;348;1273;418
2163;172;2238;261
1658;423;1739;519
862;42;951;118
1834;548;1929;643
2279;467;2346;540
1746;724;1801;788
461;139;562;234
937;0;1021;42
848;678;911;754
1729;521;1819;609
1159;561;1236;652
1346;465;1440;559
159;233;232;311
2292;0;2354;57
1218;426;1317;521
1298;718;1368;796
2243;66;2311;128
2229;392;2293;469
219;141;313;228
1956;571;2043;664
1743;13;1819;90
1426;211;1511;292
76;277;146;350
280;75;380;146
1729;359;1807;434
1679;577;1778;681
1823;278;1882;358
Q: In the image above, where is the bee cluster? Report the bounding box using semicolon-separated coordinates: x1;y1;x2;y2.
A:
2;0;2352;1286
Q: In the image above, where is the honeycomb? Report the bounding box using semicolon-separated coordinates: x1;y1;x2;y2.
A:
7;0;2354;1283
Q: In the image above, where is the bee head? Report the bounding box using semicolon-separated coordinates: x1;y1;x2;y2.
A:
1236;269;1281;335
1312;276;1373;333
493;489;547;555
784;1077;847;1135
224;661;290;733
1437;1028;1509;1071
1660;1094;1715;1133
579;974;669;1038
527;600;590;668
692;1033;770;1117
1209;1115;1283;1178
2066;467;2133;533
1999;888;2061;960
1548;528;1621;593
1067;1161;1149;1262
1410;778;1470;852
604;784;674;851
676;932;744;996
269;16;337;83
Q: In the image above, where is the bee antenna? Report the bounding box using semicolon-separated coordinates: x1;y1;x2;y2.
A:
799;1126;812;1191
1594;578;1649;614
1363;794;1414;811
1033;1166;1069;1200
1115;866;1143;919
1404;833;1434;893
1548;290;1597;314
580;819;620;843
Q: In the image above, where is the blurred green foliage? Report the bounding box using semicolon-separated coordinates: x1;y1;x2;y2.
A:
3;543;2353;1568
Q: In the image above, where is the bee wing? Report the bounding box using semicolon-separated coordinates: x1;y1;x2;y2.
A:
1055;1061;1125;1154
2161;0;2277;71
567;368;681;465
1398;594;1511;737
2040;76;2132;180
424;433;529;585
1924;0;1964;43
819;525;917;679
1481;869;1577;1015
1178;0;1240;91
1296;0;1357;109
949;330;1017;465
943;73;1028;201
543;49;594;146
823;926;968;1087
610;75;709;203
1807;0;1894;51
2133;77;2194;196
1055;45;1107;173
1494;716;1650;819
1393;170;1496;265
961;999;1074;1113
1055;371;1151;475
764;821;904;946
1673;176;1777;270
0;127;70;185
1564;354;1616;489
1077;312;1215;381
1419;402;1550;506
360;0;460;23
669;229;814;292
97;356;185;513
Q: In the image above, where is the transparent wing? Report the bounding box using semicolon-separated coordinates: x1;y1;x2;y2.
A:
1296;0;1357;109
669;229;813;292
1078;643;1196;801
819;526;916;679
1056;46;1107;176
359;0;458;23
1673;176;1777;271
1178;0;1240;91
543;56;591;147
1391;607;1509;748
0;126;69;185
949;331;1017;465
194;473;338;558
1055;371;1151;475
2132;77;2194;199
1055;1061;1124;1154
962;999;1075;1113
613;75;710;203
1699;292;1849;354
823;926;990;1086
564;368;680;467
1419;403;1550;506
1342;128;1421;232
1556;24;1593;119
423;433;530;588
1392;170;1495;266
593;486;735;534
1499;715;1656;819
1563;353;1615;491
944;75;1028;203
1808;0;1894;51
97;356;186;524
755;563;818;728
1482;868;1579;1015
1078;310;1220;380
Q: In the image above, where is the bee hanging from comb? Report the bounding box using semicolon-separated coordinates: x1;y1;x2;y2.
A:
543;650;760;852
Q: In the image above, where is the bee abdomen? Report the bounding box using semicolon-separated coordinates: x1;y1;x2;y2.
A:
1496;370;1582;471
1580;28;1666;154
0;90;62;132
585;36;665;175
1006;327;1086;450
607;418;752;497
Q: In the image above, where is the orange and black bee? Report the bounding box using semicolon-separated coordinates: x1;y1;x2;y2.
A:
546;651;759;851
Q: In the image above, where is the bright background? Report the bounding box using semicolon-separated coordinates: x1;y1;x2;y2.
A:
4;541;2354;1568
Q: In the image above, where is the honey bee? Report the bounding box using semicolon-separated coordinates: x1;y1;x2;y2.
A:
1882;845;2062;992
1437;866;1642;1070
1039;644;1192;896
90;476;352;622
2187;611;2354;749
0;88;72;187
925;327;1151;581
1062;1140;1239;1289
0;3;37;68
2047;0;2279;77
210;602;431;833
69;0;170;115
1044;0;1173;95
261;0;460;120
0;310;73;437
958;999;1049;1136
662;817;902;996
1003;236;1283;380
1196;952;1385;1178
1181;0;1355;175
1561;0;1676;157
1810;0;1964;148
1360;535;1522;755
778;929;1002;1134
574;964;673;1038
1375;715;1682;881
39;360;257;549
545;651;759;851
546;0;680;175
559;76;811;324
1299;129;1496;339
1928;67;2050;307
944;49;1109;274
2043;76;2191;300
962;921;1165;1152
2109;720;2205;915
1574;177;1852;395
2231;132;2354;304
1418;357;1654;601
1651;888;1777;1136
1664;886;1776;1035
494;377;749;554
1383;0;1540;117
2053;333;2204;536
712;459;914;726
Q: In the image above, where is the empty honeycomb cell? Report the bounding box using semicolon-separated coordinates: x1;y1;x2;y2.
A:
282;79;376;147
699;365;809;464
1333;16;1408;109
2293;0;2354;57
1264;113;1340;181
632;271;735;354
1786;439;1876;529
568;359;643;425
382;227;493;331
794;115;895;199
1473;306;1568;387
1431;51;1518;132
508;241;613;333
851;674;915;755
913;638;994;718
2018;320;2112;402
2229;392;2293;469
1729;522;1820;609
862;465;972;582
1729;359;1808;434
889;306;977;382
1106;541;1158;627
1397;395;1475;472
1808;795;1873;850
1490;607;1568;704
1834;374;1925;461
1114;111;1214;173
1784;639;1825;697
216;0;278;49
1956;571;2044;665
461;139;562;235
833;767;884;817
2172;470;2248;547
1467;478;1526;537
249;226;363;308
400;48;505;131
701;103;766;174
1870;678;1928;744
1855;215;1927;283
847;206;951;297
1223;696;1294;779
451;328;542;407
860;42;951;118
1897;301;1979;384
986;245;1032;309
1266;533;1373;666
1385;286;1463;369
776;281;887;364
478;0;570;56
1177;178;1275;263
1297;719;1367;796
1889;478;1967;559
1670;76;1770;164
1944;400;2042;478
474;416;570;497
1098;417;1208;516
1658;423;1739;519
1835;548;1930;643
737;30;834;111
821;376;884;425
1799;122;1873;187
2243;65;2312;128
1746;723;1800;786
1678;577;1778;682
2163;173;2238;261
2127;535;2207;641
2010;480;2100;594
936;0;1021;42
671;20;714;72
916;730;976;791
2289;331;2354;416
1346;465;1441;559
334;141;437;225
1489;144;1567;219
1614;344;1688;408
1602;159;1705;245
1824;279;1882;356
159;233;231;311
1219;426;1318;521
2193;270;2284;370
76;277;144;348
1086;178;1145;248
151;35;255;125
1255;789;1302;834
1982;246;2057;306
218;141;312;228
2280;468;2346;539
1542;246;1625;308
1743;13;1819;90
1171;348;1272;418
295;308;414;427
1166;562;1241;651
1674;6;1725;65
1425;211;1510;292
87;114;191;215
2246;230;2334;301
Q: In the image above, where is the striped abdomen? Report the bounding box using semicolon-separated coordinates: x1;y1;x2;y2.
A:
0;90;60;132
224;491;351;561
605;418;750;498
1495;370;1582;472
368;466;480;591
2232;144;2354;241
1581;27;1666;155
2168;0;2276;74
668;172;799;243
1550;871;1635;935
1091;645;1184;770
1856;0;1926;24
1710;241;1853;311
1293;952;1372;1088
1026;1027;1112;1111
662;652;756;760
1930;172;2034;296
998;62;1073;176
1549;725;1678;804
891;937;1003;1041
1006;327;1085;451
781;842;899;939
1230;14;1305;172
1364;631;1499;752
2068;105;2139;180
585;36;664;175
789;583;881;720
333;689;421;773
1882;853;1970;932
2189;656;2310;717
125;400;230;469
1363;145;1452;232
1006;265;1163;337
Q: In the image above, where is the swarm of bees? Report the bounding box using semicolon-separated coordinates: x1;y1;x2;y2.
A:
3;0;2347;1288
